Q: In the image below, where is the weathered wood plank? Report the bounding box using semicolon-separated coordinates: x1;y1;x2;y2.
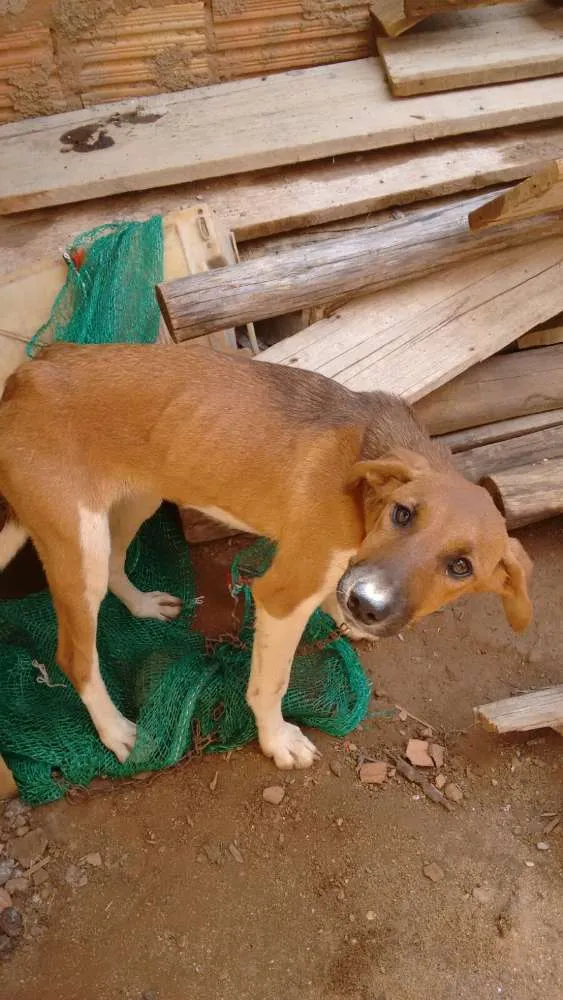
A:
481;457;563;529
3;122;563;277
475;685;563;735
378;9;563;96
2;59;563;215
454;424;563;482
370;0;423;37
438;409;563;452
469;159;563;230
157;191;563;341
414;345;563;435
256;237;563;403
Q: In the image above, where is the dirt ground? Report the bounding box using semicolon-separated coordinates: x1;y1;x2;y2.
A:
1;517;562;1000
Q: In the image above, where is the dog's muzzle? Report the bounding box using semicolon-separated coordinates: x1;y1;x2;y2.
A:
336;562;410;637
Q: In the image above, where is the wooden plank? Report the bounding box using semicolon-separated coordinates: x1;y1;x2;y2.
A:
481;457;563;528
475;685;563;735
377;9;563;96
469;159;563;230
406;0;524;15
157;190;563;341
454;424;563;481
414;344;563;434
517;323;563;349
3;122;563;276
3;60;563;215
257;237;563;401
438;409;563;452
370;1;423;37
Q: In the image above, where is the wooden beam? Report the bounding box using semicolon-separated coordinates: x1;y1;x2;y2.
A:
414;344;563;435
438;409;563;453
377;8;563;97
370;1;423;37
257;237;563;402
475;685;563;735
481;456;563;528
2;59;563;215
454;424;563;482
469;159;563;231
157;191;563;341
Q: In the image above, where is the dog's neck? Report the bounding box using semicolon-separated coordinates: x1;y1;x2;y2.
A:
359;392;453;471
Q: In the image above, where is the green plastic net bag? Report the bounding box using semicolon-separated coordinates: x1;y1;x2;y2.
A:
0;218;370;804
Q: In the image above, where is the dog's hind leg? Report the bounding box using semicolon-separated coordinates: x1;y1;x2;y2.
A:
108;494;183;621
35;506;136;762
247;545;354;770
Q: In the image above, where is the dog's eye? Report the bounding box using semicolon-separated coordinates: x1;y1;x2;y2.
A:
392;503;413;527
447;557;473;579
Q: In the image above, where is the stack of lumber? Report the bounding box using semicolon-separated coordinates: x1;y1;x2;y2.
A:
2;14;563;540
2;17;563;737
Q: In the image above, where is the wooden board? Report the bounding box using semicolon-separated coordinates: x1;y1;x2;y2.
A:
475;685;563;735
414;344;563;434
454;424;563;482
158;190;563;340
406;0;524;15
438;408;563;452
469;159;563;230
257;237;563;401
378;9;563;96
517;323;563;349
2;60;563;215
3;122;563;278
370;0;423;36
481;456;563;528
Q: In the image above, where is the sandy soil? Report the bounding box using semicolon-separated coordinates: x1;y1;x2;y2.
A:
1;517;562;1000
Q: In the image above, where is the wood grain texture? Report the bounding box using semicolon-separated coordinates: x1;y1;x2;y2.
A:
3;59;563;215
3;122;563;275
370;0;422;36
414;344;563;434
438;409;563;452
517;323;563;349
406;0;523;15
157;191;563;341
469;159;563;230
454;424;563;482
475;684;563;734
481;457;563;528
255;236;563;402
377;9;563;96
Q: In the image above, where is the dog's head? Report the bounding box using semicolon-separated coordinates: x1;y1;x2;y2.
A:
337;448;532;638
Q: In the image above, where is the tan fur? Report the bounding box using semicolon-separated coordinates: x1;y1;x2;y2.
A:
0;343;533;767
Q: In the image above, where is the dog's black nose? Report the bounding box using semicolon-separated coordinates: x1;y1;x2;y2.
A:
346;579;395;626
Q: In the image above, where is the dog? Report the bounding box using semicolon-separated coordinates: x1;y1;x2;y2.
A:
0;343;532;769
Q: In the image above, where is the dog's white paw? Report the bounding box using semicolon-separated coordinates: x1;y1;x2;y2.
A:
259;721;319;770
100;713;137;763
126;590;183;621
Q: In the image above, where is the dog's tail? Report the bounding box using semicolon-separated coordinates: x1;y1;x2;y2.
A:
0;496;29;571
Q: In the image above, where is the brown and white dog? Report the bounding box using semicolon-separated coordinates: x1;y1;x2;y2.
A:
0;343;532;769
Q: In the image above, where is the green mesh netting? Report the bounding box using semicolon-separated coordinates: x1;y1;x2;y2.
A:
0;218;370;805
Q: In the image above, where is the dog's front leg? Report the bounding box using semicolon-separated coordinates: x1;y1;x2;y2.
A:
247;549;354;769
247;597;320;769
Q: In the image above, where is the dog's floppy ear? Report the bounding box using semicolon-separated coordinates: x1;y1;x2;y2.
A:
347;448;430;490
488;536;533;632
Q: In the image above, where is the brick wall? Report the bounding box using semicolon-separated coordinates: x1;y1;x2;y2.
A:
0;0;372;122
